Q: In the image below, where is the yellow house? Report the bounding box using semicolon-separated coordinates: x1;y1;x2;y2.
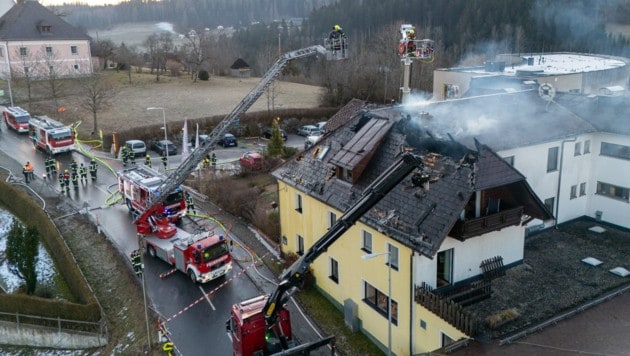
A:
272;100;551;355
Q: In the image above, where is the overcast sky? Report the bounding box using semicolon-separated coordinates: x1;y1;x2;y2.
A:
40;0;122;6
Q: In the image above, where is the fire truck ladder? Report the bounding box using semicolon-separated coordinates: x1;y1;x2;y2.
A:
135;45;327;223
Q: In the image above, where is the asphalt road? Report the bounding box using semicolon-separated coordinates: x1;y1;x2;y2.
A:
0;122;325;355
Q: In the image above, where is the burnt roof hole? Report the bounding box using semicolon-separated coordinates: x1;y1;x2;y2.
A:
352;113;372;132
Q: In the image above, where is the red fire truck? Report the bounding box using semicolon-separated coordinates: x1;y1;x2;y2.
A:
29;115;76;155
143;228;232;283
3;106;32;133
117;165;187;225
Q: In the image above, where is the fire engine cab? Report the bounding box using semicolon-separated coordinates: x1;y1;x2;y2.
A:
29;115;76;155
3;106;32;133
118;165;187;225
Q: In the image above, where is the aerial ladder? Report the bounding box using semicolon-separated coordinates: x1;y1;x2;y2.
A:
228;153;426;355
133;45;327;226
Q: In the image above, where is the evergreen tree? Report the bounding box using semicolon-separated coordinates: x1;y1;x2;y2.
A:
5;218;39;294
267;119;284;157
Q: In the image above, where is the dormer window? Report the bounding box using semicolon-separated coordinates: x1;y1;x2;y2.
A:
37;22;52;33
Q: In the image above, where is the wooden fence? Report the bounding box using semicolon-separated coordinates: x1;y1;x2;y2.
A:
414;284;475;336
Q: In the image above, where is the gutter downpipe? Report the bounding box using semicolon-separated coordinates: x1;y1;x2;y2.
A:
555;137;577;229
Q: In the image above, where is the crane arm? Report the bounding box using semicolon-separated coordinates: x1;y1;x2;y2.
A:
262;153;424;326
135;45;327;224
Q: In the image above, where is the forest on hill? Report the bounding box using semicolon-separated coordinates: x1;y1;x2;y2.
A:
58;0;630;105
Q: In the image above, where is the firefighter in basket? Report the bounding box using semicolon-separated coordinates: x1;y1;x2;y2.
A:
329;24;345;50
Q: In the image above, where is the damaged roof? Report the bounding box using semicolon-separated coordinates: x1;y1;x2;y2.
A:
273;100;547;257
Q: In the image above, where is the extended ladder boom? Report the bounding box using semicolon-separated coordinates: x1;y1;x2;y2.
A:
136;45;326;222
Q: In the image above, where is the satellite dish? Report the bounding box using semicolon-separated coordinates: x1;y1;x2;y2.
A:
538;82;556;102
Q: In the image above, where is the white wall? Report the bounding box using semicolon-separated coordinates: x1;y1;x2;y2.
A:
413;225;525;289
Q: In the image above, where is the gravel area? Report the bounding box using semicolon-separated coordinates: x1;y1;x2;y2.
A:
465;219;630;341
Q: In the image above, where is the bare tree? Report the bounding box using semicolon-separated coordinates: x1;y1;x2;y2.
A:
115;42;138;84
144;33;159;75
78;73;115;134
40;46;65;108
180;28;211;82
91;39;116;70
156;32;174;81
12;46;40;107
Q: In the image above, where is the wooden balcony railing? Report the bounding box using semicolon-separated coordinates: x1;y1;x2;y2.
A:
450;206;524;240
414;284;475;336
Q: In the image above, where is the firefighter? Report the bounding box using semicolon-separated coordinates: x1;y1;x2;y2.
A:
79;163;88;183
70;159;78;174
145;154;152;168
50;157;57;175
186;194;196;215
211;153;217;169
63;169;70;192
161;153;168;170
131;250;143;277
129;150;136;165
121;146;129;166
202;155;210;168
407;28;417;54
45;157;52;176
23;162;33;183
58;172;65;192
89;159;97;181
71;169;79;189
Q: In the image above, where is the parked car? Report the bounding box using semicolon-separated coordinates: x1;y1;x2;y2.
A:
188;134;209;148
304;132;324;149
298;125;321;137
217;133;238;147
151;139;177;156
239;152;264;170
262;127;288;141
315;121;328;133
124;140;147;157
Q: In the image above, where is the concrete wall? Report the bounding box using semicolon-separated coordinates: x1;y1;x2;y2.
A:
0;320;107;349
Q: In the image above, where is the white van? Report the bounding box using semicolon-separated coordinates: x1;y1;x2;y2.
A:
124;140;147;157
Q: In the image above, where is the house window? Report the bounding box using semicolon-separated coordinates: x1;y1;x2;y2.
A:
570;185;577;199
596;181;629;202
48;66;54;75
73;64;80;70
503;155;514;166
294;193;302;213
296;234;304;255
584;140;591;154
0;47;4;57
544;197;555;214
600;142;630;160
71;46;78;55
387;243;399;270
329;257;339;283
574;142;581;156
441;332;455;348
282;235;287;245
437;248;453;287
20;47;27;56
23;66;29;75
420;319;427;330
363;281;397;325
327;210;337;229
580;183;586;196
547;146;559;172
361;230;372;253
46;46;53;56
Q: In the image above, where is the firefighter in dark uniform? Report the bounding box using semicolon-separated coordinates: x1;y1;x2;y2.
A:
50;157;57;175
211;153;217;169
161;153;168;170
63;169;70;192
71;169;79;189
79;163;88;183
121;146;129;166
58;171;65;192
70;159;78;175
145;154;151;168
131;250;143;277
129;149;136;165
186;194;196;215
45;157;52;176
89;159;97;181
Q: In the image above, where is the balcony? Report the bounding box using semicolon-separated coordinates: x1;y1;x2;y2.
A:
450;206;524;240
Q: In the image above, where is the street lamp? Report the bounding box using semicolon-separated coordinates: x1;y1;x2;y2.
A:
362;250;392;356
147;107;168;170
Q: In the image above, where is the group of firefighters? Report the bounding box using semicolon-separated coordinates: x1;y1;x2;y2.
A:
121;145;170;171
22;157;98;191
